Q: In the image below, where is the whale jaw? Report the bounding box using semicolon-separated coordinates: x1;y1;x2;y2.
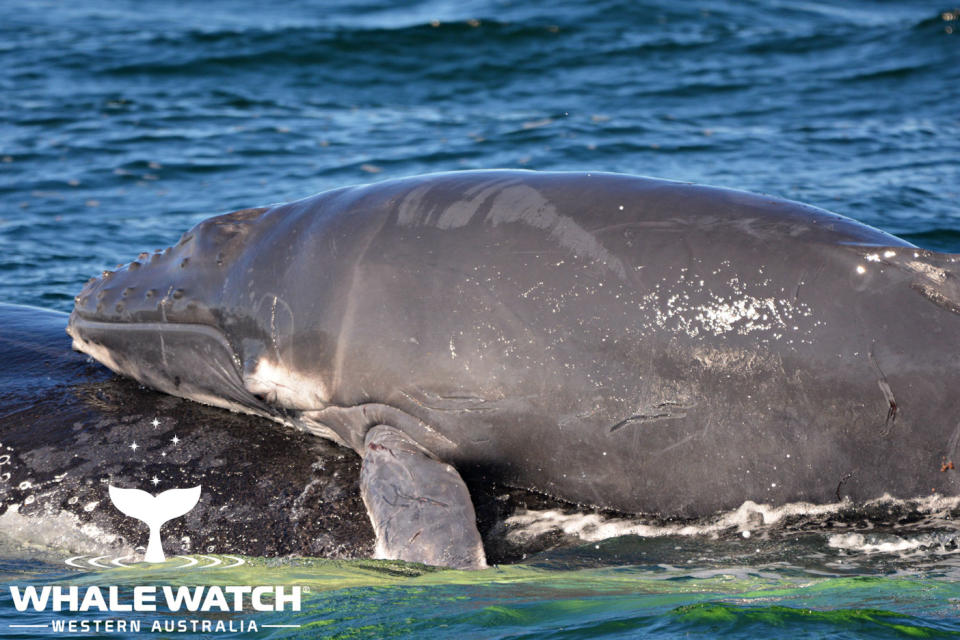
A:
67;316;274;418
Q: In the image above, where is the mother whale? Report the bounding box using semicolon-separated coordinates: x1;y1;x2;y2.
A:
67;170;960;568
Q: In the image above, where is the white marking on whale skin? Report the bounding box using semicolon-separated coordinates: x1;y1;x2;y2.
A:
271;296;278;339
906;260;948;283
398;179;629;278
253;292;295;360
437;183;504;229
243;358;329;410
396;184;433;227
159;285;174;367
396;179;504;229
485;184;629;280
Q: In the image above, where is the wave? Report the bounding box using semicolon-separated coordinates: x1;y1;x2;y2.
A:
97;20;568;76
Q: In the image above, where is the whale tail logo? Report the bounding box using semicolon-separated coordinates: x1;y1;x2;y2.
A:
108;485;201;563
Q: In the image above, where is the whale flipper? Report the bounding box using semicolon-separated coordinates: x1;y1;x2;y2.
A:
360;425;486;570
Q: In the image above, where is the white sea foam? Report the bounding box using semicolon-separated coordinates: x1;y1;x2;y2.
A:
506;499;845;543
505;494;960;546
828;532;960;555
0;503;131;558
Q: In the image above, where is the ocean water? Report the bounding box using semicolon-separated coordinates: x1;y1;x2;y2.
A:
2;0;960;637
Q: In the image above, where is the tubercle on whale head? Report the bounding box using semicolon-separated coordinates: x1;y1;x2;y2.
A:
69;205;272;329
69;245;212;330
66;205;277;414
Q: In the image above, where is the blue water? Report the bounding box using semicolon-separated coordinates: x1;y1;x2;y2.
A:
2;0;960;637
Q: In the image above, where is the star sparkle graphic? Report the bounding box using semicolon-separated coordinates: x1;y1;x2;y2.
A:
123;415;182;488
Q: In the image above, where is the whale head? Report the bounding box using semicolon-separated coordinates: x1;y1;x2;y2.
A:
67;207;275;416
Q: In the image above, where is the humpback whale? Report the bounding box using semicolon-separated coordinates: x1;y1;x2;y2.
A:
66;170;960;568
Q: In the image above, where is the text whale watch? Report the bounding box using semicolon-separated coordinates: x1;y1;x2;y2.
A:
68;169;960;569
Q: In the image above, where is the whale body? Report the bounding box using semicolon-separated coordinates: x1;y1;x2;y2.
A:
67;170;960;568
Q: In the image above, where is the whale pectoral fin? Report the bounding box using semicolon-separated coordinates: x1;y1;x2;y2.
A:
360;425;486;570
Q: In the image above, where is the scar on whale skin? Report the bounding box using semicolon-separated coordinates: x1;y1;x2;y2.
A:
869;349;897;436
609;402;692;433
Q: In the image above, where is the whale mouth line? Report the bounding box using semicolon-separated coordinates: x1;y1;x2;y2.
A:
68;316;226;338
67;317;237;362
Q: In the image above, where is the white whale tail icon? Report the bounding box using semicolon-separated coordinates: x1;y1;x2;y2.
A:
108;485;201;563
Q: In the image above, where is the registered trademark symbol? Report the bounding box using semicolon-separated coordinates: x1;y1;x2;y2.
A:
303;586;310;593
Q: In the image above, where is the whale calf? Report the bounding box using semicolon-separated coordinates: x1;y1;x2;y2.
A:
67;170;960;568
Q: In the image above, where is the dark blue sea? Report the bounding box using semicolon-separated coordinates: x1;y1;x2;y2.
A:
2;1;960;637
